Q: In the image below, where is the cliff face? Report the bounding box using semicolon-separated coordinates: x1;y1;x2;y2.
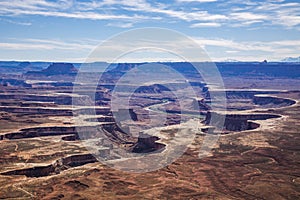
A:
135;84;171;94
203;111;280;133
131;133;165;153
1;154;97;177
192;98;211;111
253;96;296;107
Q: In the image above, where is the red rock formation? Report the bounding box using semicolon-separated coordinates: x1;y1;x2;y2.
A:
132;133;165;153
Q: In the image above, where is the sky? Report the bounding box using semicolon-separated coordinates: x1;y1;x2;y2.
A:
0;0;300;62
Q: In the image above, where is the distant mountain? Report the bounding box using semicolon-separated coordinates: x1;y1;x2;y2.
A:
221;59;241;62
0;61;50;74
215;62;300;78
26;63;78;76
43;63;77;75
281;56;300;62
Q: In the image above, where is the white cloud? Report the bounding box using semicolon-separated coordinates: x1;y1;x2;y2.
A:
0;1;299;62
115;0;227;22
0;0;72;11
0;18;31;26
177;0;217;3
0;8;148;20
0;0;299;29
256;2;300;11
275;10;300;27
190;22;221;27
0;0;228;24
1;36;300;62
107;22;134;28
0;0;153;22
0;38;96;51
229;1;300;28
225;50;239;54
0;42;53;50
194;37;300;61
230;12;268;21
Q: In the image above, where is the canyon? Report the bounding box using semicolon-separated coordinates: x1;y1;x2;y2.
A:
0;62;299;199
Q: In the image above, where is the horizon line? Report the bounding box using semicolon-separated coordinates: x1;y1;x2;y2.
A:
0;59;299;64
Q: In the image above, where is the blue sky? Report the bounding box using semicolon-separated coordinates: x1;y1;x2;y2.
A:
0;0;299;62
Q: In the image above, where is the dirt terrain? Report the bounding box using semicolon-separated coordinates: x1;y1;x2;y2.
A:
0;62;299;199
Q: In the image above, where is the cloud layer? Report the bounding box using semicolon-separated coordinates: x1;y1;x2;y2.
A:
0;0;300;28
0;0;299;61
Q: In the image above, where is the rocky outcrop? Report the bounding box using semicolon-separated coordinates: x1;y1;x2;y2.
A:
73;107;111;116
203;111;280;133
61;134;80;141
84;117;114;123
192;98;211;111
0;106;73;117
110;63;137;72
62;154;97;167
26;63;77;76
101;123;133;144
135;84;171;94
1;126;105;140
2;126;77;140
253;95;296;107
131;133;165;153
1;165;55;177
0;94;73;105
1;154;97;177
0;78;31;87
113;109;138;122
64;180;89;191
216;62;300;78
